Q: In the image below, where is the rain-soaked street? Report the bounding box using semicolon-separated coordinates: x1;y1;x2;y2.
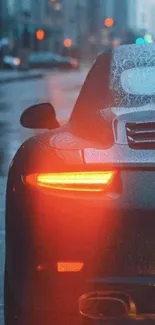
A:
0;65;89;324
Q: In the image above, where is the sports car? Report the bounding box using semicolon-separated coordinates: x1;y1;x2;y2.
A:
5;43;155;325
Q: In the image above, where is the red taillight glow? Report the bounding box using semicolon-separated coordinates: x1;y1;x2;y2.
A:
71;58;78;68
37;264;45;271
57;262;84;272
25;171;115;192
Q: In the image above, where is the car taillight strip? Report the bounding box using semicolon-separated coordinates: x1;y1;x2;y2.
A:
25;171;116;192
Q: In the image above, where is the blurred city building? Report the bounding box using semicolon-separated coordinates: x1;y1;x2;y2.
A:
98;0;155;49
15;0;64;52
133;0;155;34
0;0;15;38
0;0;89;56
1;0;155;57
62;0;88;57
100;0;129;35
87;0;100;55
87;0;130;52
0;0;65;53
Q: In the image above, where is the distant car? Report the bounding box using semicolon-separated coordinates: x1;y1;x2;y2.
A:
2;56;21;70
0;38;21;70
5;43;155;325
29;52;79;70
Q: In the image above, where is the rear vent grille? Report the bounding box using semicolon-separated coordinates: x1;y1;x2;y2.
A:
126;122;155;149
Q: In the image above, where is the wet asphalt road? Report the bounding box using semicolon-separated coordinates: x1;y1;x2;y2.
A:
0;66;89;324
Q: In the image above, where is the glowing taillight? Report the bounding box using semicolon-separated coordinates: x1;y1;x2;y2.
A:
25;171;115;192
57;262;84;272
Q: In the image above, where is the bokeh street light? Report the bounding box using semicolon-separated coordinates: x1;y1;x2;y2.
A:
104;17;115;28
36;29;45;41
63;38;72;48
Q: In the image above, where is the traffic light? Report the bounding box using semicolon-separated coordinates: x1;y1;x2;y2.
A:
104;18;115;28
36;29;45;41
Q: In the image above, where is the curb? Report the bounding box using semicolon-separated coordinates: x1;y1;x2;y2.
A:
0;73;45;84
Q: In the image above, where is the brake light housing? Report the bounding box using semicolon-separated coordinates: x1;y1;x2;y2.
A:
57;262;84;272
24;171;116;192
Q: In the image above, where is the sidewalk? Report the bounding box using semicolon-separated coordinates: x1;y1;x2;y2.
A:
0;69;46;84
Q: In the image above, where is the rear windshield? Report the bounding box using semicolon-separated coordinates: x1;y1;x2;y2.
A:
121;67;155;96
71;44;155;122
110;44;155;108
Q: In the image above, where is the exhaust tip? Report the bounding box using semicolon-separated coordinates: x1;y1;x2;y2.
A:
79;291;136;320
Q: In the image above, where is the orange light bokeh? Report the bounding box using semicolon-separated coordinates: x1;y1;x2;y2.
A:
104;17;114;28
36;29;45;41
63;38;72;48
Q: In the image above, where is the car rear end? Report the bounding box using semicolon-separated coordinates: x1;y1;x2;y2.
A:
6;105;155;325
6;43;155;325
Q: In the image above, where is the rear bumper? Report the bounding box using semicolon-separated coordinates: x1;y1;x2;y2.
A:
8;272;155;320
6;202;155;313
6;177;155;317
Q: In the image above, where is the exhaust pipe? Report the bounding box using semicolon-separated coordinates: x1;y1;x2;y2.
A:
78;291;136;320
